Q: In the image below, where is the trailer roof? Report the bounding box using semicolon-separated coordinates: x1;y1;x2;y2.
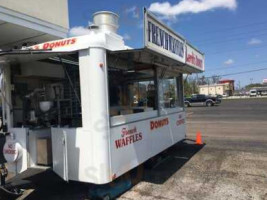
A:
0;49;77;64
109;47;202;74
0;47;202;74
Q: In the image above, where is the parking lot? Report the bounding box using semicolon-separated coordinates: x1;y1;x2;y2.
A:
119;98;267;200
2;98;267;200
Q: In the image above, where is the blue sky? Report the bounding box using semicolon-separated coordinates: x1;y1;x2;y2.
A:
68;0;267;87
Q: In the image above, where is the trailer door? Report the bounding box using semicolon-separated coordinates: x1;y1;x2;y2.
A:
51;129;68;181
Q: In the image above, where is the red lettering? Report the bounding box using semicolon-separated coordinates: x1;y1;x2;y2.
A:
187;53;203;69
130;136;133;144
71;38;77;44
150;122;154;130
43;43;50;50
61;40;67;46
150;118;169;130
115;140;122;149
139;133;142;140
49;43;55;49
66;39;71;45
176;119;185;126
54;41;62;48
4;149;16;155
38;38;77;50
126;136;130;145
115;131;143;149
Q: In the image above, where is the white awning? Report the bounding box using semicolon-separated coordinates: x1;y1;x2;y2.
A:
0;50;76;64
109;47;203;74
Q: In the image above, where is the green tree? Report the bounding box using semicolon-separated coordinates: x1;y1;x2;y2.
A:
184;76;198;97
245;83;263;90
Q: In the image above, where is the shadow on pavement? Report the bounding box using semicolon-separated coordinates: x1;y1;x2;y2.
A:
0;140;204;200
142;140;204;185
0;168;88;200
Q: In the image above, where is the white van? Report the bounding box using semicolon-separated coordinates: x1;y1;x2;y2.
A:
250;89;257;97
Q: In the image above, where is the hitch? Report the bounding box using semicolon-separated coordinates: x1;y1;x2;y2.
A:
0;164;24;198
0;164;8;186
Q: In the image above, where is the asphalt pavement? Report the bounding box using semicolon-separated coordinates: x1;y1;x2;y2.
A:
119;98;267;200
186;98;267;140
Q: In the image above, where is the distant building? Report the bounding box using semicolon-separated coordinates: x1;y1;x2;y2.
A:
0;0;69;50
251;87;267;96
199;79;235;96
263;79;267;85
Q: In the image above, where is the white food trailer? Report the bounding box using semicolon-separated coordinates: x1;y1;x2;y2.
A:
0;9;204;188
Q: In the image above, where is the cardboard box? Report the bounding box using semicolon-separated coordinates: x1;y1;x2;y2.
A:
37;138;52;165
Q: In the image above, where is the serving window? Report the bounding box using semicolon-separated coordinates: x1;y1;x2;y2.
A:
158;69;184;115
107;50;184;126
108;65;158;126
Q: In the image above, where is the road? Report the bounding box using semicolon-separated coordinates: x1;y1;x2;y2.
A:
186;98;267;140
1;98;267;199
119;98;267;200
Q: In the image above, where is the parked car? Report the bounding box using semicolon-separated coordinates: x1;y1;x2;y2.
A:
184;94;221;107
216;94;223;99
249;89;257;97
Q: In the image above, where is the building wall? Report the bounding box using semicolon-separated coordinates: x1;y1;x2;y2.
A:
199;85;226;96
0;0;69;29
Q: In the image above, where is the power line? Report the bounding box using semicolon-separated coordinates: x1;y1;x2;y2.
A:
207;43;267;55
195;20;267;35
195;32;267;46
205;67;267;79
193;27;267;44
206;60;267;72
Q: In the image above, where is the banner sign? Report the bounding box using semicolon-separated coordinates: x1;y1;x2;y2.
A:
186;44;205;71
144;9;186;63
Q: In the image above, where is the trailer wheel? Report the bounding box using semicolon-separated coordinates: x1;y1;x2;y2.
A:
206;101;213;107
102;194;111;200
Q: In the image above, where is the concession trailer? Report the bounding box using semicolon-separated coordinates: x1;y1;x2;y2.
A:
0;8;204;193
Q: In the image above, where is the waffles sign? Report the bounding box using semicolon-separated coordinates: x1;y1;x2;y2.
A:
115;127;143;149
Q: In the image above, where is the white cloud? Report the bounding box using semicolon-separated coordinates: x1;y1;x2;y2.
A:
224;59;234;65
123;33;131;40
69;21;95;37
248;38;262;45
69;26;90;36
137;20;144;29
125;6;140;18
148;0;237;17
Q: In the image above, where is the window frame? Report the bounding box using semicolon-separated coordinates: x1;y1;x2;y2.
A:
157;69;184;116
108;63;184;127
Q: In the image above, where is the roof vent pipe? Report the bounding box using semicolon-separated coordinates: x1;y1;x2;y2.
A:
93;11;119;33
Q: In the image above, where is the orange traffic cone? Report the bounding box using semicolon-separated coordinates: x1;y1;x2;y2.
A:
196;131;203;145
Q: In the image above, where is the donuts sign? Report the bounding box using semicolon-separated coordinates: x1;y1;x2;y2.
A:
32;38;77;50
150;118;169;130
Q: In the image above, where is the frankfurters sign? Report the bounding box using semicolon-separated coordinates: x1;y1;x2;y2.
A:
144;9;185;63
186;44;205;71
